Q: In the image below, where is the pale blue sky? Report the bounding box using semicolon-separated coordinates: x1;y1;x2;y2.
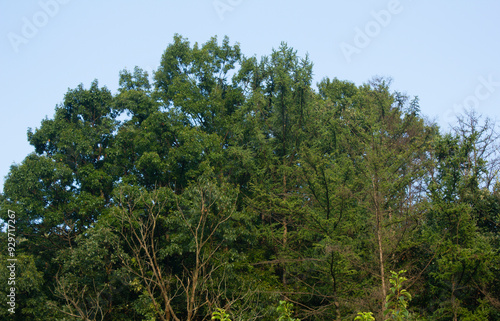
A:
1;1;500;192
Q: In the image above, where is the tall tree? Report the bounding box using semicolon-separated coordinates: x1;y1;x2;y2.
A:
154;34;243;138
420;132;499;320
340;78;435;318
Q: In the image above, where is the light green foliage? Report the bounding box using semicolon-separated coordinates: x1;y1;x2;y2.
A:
212;308;232;321
357;270;419;321
384;270;412;320
210;301;301;321
354;312;375;321
276;301;300;321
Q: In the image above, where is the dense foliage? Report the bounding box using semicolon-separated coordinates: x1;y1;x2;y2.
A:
1;35;499;320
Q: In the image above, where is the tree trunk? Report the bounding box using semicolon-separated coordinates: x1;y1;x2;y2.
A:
377;214;387;314
330;254;341;321
282;219;288;287
372;177;387;315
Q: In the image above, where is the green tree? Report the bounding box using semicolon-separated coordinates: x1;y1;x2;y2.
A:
2;35;499;320
1;80;119;319
154;34;243;138
338;78;435;318
420;132;499;320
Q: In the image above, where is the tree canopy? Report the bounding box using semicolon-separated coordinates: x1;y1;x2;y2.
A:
1;35;499;321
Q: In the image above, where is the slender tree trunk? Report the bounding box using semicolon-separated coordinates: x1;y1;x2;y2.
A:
282;160;288;287
282;219;288;286
452;279;458;321
330;254;341;321
372;177;387;315
377;213;387;313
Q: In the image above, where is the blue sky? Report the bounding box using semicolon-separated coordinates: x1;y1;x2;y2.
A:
1;0;500;192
